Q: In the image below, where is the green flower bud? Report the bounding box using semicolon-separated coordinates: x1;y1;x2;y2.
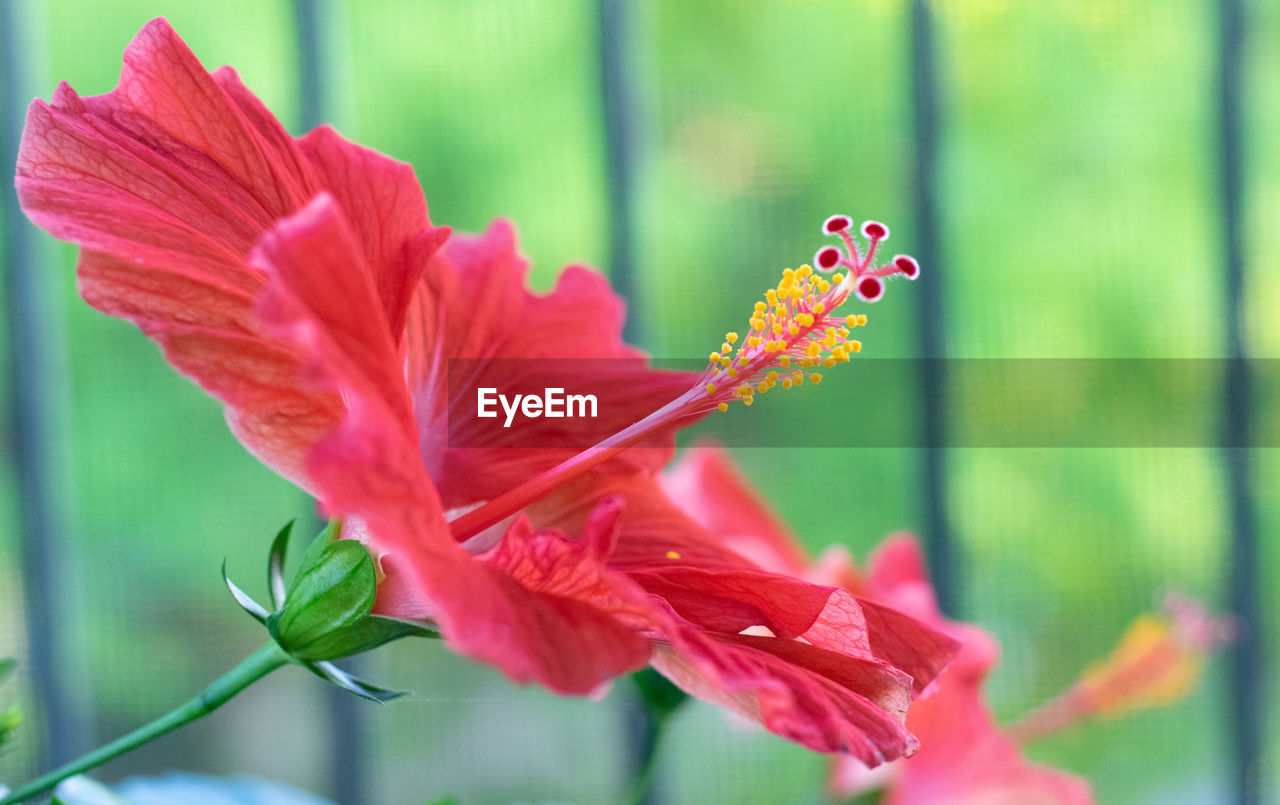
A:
267;539;377;660
224;522;437;668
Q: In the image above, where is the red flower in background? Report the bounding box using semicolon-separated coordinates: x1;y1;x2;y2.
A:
658;447;1092;802
17;17;956;767
660;446;1229;803
835;539;1094;805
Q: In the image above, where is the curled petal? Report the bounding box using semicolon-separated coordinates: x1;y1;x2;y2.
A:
655;624;917;765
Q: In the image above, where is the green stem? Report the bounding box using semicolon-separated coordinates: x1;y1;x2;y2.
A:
0;643;290;805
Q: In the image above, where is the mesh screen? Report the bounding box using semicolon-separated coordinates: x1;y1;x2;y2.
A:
1;0;1275;803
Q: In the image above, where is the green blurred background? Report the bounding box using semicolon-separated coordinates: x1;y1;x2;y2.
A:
0;0;1276;803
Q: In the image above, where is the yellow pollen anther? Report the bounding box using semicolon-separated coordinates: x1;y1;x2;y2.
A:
706;247;889;411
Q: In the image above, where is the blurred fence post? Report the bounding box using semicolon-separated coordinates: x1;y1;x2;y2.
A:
1214;0;1262;801
597;3;663;803
908;0;956;614
598;0;640;345
290;1;368;802
0;0;94;769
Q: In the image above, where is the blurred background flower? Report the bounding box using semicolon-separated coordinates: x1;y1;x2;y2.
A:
0;1;1275;803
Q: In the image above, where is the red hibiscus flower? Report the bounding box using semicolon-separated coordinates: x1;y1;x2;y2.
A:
660;446;1228;803
655;446;1092;801
17;17;948;767
838;539;1093;805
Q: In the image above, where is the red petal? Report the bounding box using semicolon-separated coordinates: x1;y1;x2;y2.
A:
372;500;659;694
17;20;318;265
405;220;697;509
297;126;447;337
377;519;655;694
252;194;417;439
16;19;445;489
627;566;865;647
857;599;963;696
661;445;813;574
655;625;917;765
533;471;763;572
868;534;934;599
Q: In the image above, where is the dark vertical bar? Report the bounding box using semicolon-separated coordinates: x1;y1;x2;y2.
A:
598;0;640;344
599;3;659;802
0;0;92;767
291;2;366;802
1215;0;1261;802
908;0;955;613
294;0;328;135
